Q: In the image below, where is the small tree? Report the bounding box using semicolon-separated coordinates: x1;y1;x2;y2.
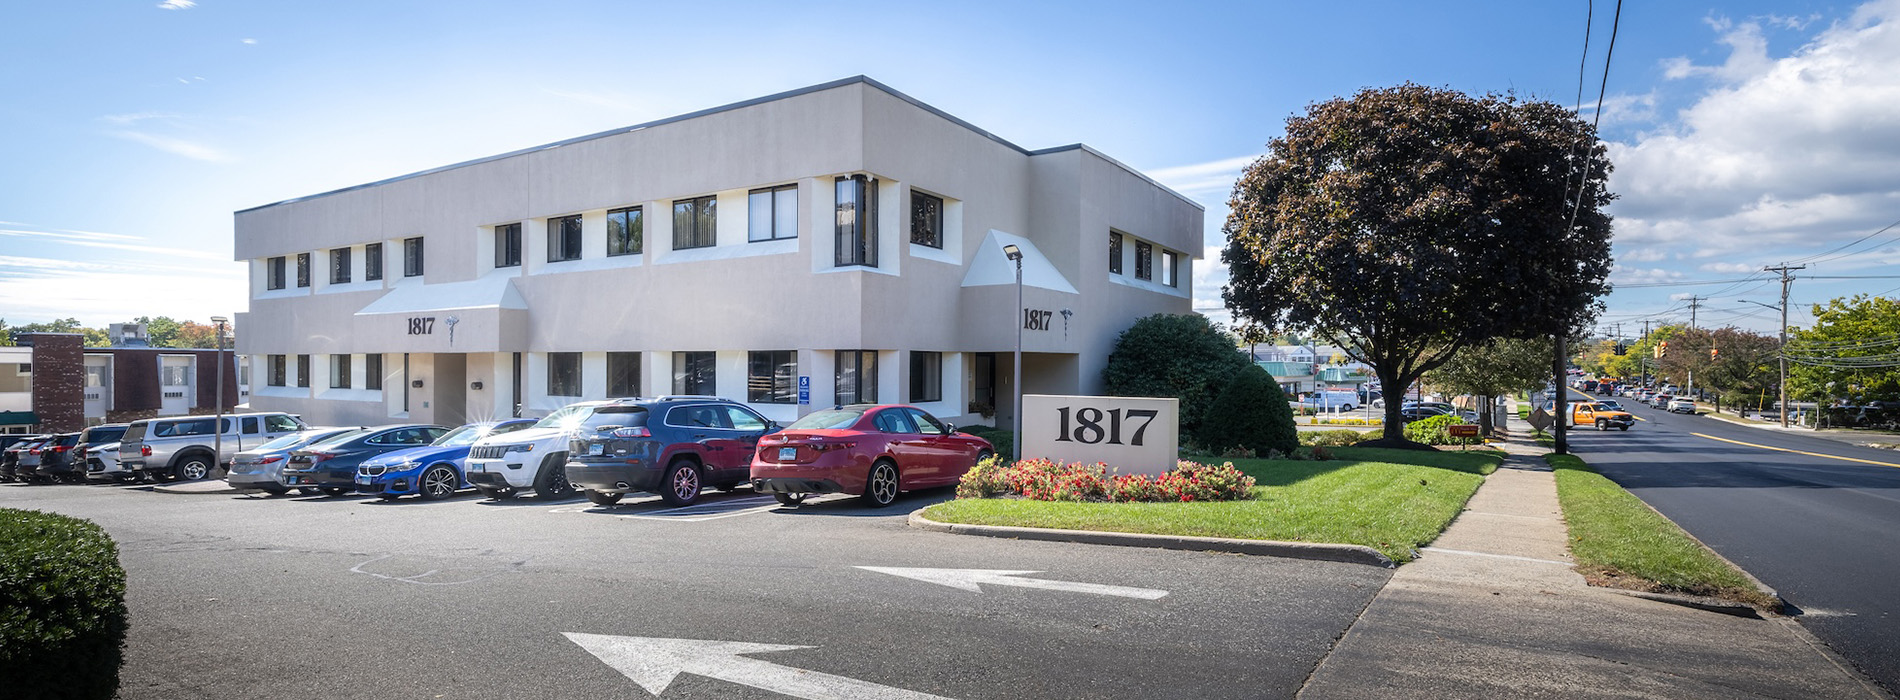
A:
1199;365;1299;457
1427;337;1554;434
1103;314;1253;440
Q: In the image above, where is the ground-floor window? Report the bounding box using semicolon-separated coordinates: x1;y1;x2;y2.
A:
910;351;942;402
836;350;878;405
673;351;716;395
296;355;310;388
365;354;382;391
607;352;640;397
330;354;351;389
267;355;286;387
547;352;582;397
748;350;796;404
972;353;996;412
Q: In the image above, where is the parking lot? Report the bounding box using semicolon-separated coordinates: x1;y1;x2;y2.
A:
3;479;1390;699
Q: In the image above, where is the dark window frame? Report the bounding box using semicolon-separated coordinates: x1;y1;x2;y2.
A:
403;237;425;277
672;196;718;250
267;256;286;290
834;175;878;267
330;247;351;284
747;184;798;242
835;350;879;405
672;351;717;395
365;354;382;391
1161;249;1179;287
1134;240;1153;281
1108;232;1123;275
547;215;583;262
364;242;384;281
747;350;797;404
267;355;286;387
607;207;643;257
330;354;351;389
909;351;942;403
495;223;522;268
607;351;640;397
295;354;310;388
910;190;943;249
547;352;582;397
295;252;311;288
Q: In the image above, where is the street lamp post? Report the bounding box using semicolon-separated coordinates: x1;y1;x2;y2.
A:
1002;244;1024;461
210;315;229;473
1740;298;1791;427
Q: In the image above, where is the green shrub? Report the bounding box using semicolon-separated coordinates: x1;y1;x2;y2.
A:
1197;365;1300;458
1102;313;1253;439
1299;429;1364;447
0;509;128;700
1403;413;1474;445
959;425;1012;462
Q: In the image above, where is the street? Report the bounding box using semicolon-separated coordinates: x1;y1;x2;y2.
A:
0;480;1388;699
1561;391;1900;693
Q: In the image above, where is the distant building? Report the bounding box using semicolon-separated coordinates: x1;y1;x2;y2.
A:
1252;345;1372;396
0;332;243;433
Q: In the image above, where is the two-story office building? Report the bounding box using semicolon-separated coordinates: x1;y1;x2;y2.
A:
233;76;1202;428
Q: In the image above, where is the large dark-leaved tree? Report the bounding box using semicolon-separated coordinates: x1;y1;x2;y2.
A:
1223;84;1614;445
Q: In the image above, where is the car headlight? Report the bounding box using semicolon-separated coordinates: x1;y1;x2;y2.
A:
397;460;421;470
505;444;535;454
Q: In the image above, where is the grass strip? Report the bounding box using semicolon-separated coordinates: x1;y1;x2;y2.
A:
1547;453;1777;608
923;446;1500;562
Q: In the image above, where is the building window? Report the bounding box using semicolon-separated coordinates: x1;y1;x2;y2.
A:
295;355;310;388
495;223;522;268
672;196;717;250
161;364;190;387
330;247;351;284
330;354;351;389
403;237;424;277
267;256;286;290
672;351;716;395
1135;240;1153;281
1109;232;1123;275
748;185;798;242
547;352;581;397
296;252;311;288
607;207;643;257
911;191;943;248
85;365;104;388
267;355;286;387
239;362;250;386
835;350;878;405
747;351;796;404
365;243;384;281
1161;250;1179;287
547;215;582;262
835;175;878;267
365;354;382;391
607;352;640;397
910;351;942;403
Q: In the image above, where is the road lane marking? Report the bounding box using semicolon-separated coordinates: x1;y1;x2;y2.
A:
1692;433;1900;469
856;566;1169;599
565;633;955;699
1420;547;1572;566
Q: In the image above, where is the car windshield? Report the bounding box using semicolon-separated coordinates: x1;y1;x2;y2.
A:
532;403;596;430
433;424;487;447
306;429;370;449
788;408;867;430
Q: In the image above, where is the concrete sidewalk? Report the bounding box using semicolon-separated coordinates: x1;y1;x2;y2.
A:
1299;436;1888;699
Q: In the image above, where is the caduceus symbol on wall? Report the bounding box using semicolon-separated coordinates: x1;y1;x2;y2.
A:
444;316;460;346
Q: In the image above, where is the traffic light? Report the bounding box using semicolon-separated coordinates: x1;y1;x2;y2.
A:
1614;344;1626;356
1710;347;1719;360
1658;341;1669;358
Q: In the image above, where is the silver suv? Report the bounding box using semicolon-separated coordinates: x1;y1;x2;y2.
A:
120;412;307;481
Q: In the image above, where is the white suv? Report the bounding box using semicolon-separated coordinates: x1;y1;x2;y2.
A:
465;401;608;500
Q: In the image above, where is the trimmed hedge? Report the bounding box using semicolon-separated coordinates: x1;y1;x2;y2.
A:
1403;414;1475;446
959;425;1013;462
1198;365;1299;457
0;509;128;700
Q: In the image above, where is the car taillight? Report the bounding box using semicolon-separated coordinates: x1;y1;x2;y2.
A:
309;452;336;463
141;445;153;456
257;456;281;464
611;427;651;438
29;448;40;455
52;445;71;453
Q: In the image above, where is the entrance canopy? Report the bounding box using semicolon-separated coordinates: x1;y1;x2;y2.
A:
961;230;1077;294
355;275;527;316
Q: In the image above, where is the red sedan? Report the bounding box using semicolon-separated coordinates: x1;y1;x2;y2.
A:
751;404;994;507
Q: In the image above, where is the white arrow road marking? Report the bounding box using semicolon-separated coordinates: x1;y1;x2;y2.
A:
854;567;1168;600
564;633;954;700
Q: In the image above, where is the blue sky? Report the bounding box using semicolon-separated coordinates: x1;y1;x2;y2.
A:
3;0;1895;340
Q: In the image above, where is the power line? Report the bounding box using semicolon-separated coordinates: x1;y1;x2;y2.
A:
1786;216;1900;265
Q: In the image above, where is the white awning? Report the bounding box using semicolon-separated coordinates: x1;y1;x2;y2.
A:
354;275;528;316
960;229;1078;294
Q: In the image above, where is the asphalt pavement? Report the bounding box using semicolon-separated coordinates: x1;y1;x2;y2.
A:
1559;390;1900;695
0;479;1389;699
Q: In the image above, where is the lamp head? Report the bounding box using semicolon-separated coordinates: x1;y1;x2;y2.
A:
210;316;229;324
1002;244;1022;261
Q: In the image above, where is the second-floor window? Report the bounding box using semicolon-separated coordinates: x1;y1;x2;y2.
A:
403;237;424;277
1161;250;1179;287
1109;232;1123;275
548;215;582;262
267;256;286;290
673;196;717;250
911;191;943;248
495;223;522;268
835;175;878;267
607;207;642;256
748;185;797;242
295;253;311;288
365;242;384;281
1135;241;1153;281
330;247;351;284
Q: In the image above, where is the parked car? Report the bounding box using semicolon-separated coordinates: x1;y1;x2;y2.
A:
1398;406;1449;422
1;435;49;482
120;412;309;481
1669;398;1697;414
227;427;361;495
467;400;624;500
73;424;131;483
1570;402;1634;431
355;419;537;500
1301;391;1358;412
18;433;81;483
281;425;449;496
1650;393;1675;408
751;404;994;507
566;398;781;507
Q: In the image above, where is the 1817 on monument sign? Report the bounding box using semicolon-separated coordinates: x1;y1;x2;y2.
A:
1021;395;1179;476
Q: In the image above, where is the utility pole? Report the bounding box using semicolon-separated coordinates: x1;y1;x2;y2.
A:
1553;333;1568;455
1641;320;1651;387
1685;295;1705;399
1764;264;1805;428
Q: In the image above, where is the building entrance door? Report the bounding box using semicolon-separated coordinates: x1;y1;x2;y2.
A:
435;354;466;427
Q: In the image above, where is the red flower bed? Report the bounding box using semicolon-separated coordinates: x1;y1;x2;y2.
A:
956;457;1255;503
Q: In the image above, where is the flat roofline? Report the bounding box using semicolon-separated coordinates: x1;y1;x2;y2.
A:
236;76;1202;214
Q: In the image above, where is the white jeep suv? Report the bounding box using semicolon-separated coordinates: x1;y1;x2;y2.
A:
465;401;608;499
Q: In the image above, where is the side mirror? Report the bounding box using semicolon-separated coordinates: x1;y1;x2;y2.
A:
946;423;958;434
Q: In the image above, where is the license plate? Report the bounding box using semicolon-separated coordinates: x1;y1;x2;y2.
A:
467;462;483;472
778;447;797;461
355;475;371;484
589;443;604;456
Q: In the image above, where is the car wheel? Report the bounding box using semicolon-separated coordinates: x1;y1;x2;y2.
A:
861;459;899;508
585;490;623;506
773;492;806;506
177;455;214;481
659;460;702;507
419;465;459;501
318;487;350;497
1596;420;1607;431
476;486;517;500
533;453;574;501
975;449;995;466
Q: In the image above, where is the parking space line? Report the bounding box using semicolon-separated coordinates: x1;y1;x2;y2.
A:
1692;432;1900;469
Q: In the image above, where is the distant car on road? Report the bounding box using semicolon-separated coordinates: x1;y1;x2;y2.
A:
1669;398;1697;414
1399;406;1450;422
1301;391;1358;412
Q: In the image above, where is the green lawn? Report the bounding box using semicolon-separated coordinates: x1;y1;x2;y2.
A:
1548;453;1777;608
922;447;1501;562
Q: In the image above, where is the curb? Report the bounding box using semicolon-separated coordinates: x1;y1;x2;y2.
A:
1607;589;1764;618
907;510;1396;568
152;481;255;495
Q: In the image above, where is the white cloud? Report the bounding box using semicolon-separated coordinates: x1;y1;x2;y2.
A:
111;131;232;162
157;0;196;9
1148;155;1257;199
0;224;229;261
1698;261;1759;273
241;38;257;45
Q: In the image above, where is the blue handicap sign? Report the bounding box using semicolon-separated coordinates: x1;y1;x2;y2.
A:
797;376;811;405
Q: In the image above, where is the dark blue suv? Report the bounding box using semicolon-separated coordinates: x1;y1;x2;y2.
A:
564;397;779;507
